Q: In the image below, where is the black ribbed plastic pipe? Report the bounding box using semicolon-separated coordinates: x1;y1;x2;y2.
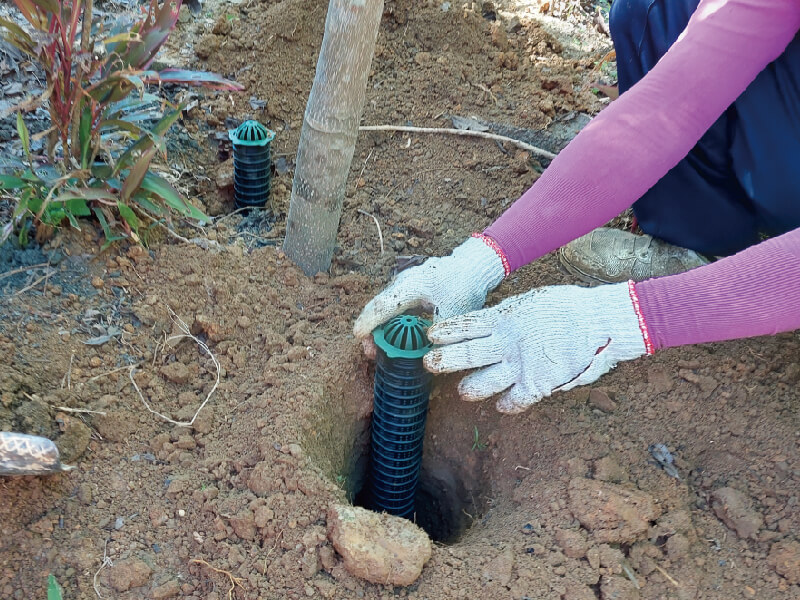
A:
228;120;276;211
368;315;433;519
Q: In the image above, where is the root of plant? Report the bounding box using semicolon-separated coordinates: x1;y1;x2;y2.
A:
129;307;220;427
190;558;246;600
359;124;557;160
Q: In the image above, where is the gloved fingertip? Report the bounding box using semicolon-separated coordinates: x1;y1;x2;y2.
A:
361;337;378;360
495;396;530;414
458;389;487;402
352;316;372;339
422;350;445;373
426;319;470;344
495;385;541;414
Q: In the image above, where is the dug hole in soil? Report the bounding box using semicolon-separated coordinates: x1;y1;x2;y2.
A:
2;1;800;599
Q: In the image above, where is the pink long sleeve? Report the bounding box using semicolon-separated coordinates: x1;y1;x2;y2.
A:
484;0;800;270
634;227;800;349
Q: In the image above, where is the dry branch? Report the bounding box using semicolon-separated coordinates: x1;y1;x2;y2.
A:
359;124;557;160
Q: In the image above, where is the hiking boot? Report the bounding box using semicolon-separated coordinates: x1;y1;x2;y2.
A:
558;227;709;285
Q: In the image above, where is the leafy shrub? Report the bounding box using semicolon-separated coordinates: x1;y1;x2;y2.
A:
0;0;242;245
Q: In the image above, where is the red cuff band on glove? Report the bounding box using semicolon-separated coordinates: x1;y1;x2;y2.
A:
471;232;511;277
628;280;655;355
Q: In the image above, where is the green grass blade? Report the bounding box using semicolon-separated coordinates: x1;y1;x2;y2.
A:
47;574;63;600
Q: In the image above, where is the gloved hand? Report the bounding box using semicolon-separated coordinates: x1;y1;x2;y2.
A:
353;235;507;339
423;282;651;413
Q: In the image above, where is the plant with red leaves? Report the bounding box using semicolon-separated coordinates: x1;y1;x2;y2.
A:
0;0;243;245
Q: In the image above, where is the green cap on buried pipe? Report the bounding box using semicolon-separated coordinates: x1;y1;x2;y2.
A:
228;120;276;147
372;315;433;359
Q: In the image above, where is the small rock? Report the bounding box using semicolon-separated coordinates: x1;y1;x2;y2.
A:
562;583;597;600
192;314;225;342
77;483;93;505
678;369;718;397
598;544;625;573
248;461;279;496
783;362;800;383
568;479;661;544
647;366;673;394
327;504;432;586
166;479;188;499
654;510;692;535
237;315;251;329
506;16;522;33
195;34;219;60
414;51;432;65
287;346;309;362
287;443;304;459
589;389;617;412
482;549;513;585
767;540;800;584
108;558;152;592
554;528;586;559
229;510;256;540
594;455;628;483
178;391;198;407
600;575;640;600
586;546;600;570
212;17;232;35
55;416;91;462
566;457;589;477
254;506;274;528
93;410;136;443
319;545;337;571
160;362;190;384
192;409;213;435
91;276;104;288
711;487;763;539
152;578;181;599
490;22;509;50
666;533;690;561
175;434;196;450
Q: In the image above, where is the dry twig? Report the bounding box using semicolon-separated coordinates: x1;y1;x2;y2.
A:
263;529;285;574
8;270;55;297
357;209;384;254
0;262;49;281
190;558;245;600
93;539;113;599
88;362;142;382
359;124;557;160
129;307;220;427
55;406;107;416
654;564;681;588
61;352;75;390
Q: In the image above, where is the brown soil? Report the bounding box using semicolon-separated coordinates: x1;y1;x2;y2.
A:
2;1;800;599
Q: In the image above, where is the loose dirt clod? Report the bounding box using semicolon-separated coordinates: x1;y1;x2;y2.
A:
327;504;432;585
767;540;800;584
568;478;661;544
710;487;764;539
107;557;152;592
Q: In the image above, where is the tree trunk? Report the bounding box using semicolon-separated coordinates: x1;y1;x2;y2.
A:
283;0;384;275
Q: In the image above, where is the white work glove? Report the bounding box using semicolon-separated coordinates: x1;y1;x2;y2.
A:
353;236;507;338
423;282;650;413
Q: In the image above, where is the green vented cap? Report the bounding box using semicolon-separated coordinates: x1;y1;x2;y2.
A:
373;315;433;359
228;120;275;147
